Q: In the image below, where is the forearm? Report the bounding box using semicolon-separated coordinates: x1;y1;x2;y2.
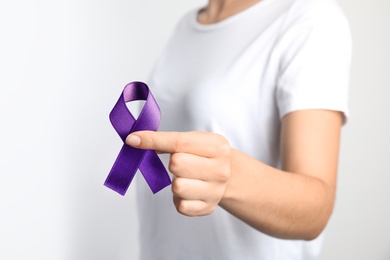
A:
219;149;336;240
128;111;341;239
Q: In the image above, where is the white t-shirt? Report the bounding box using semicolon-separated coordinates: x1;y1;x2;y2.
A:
136;0;351;259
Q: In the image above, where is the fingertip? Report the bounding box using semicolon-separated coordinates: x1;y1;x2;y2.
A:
126;134;141;147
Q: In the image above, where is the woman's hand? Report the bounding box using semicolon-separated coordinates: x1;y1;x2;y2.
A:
126;131;232;216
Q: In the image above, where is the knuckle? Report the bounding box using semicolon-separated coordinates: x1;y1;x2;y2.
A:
198;203;216;216
175;199;190;215
168;153;182;173
174;199;217;217
182;203;202;216
217;140;231;157
208;134;231;157
171;178;186;196
173;132;190;152
205;204;217;215
215;167;230;181
144;134;156;149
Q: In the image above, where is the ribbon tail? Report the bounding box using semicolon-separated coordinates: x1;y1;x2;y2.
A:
139;150;171;194
104;144;146;195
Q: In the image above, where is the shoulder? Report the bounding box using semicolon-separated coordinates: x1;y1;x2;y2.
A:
288;0;347;16
275;0;351;51
274;0;352;121
283;0;350;29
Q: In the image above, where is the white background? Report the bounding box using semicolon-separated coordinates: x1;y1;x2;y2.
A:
0;0;389;259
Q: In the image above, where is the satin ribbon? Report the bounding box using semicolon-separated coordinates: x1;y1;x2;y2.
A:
104;81;171;195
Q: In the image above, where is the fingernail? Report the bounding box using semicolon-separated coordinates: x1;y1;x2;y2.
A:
126;134;141;147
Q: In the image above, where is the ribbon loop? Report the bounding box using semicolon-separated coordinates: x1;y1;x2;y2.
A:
104;82;171;195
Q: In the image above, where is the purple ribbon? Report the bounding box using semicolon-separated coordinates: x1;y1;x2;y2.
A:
104;81;171;195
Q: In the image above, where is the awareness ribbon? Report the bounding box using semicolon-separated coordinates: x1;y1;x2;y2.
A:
104;81;171;195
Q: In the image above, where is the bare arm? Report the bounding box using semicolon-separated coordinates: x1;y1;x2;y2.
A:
220;109;342;240
126;109;343;240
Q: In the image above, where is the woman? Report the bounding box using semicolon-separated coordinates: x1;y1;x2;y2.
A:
127;0;351;258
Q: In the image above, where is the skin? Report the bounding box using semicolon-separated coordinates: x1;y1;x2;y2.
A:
198;0;262;24
126;0;344;241
127;109;343;240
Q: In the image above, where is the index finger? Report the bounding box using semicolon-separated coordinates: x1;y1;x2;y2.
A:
125;131;229;157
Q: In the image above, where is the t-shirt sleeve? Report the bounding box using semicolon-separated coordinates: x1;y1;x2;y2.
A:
275;0;352;122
